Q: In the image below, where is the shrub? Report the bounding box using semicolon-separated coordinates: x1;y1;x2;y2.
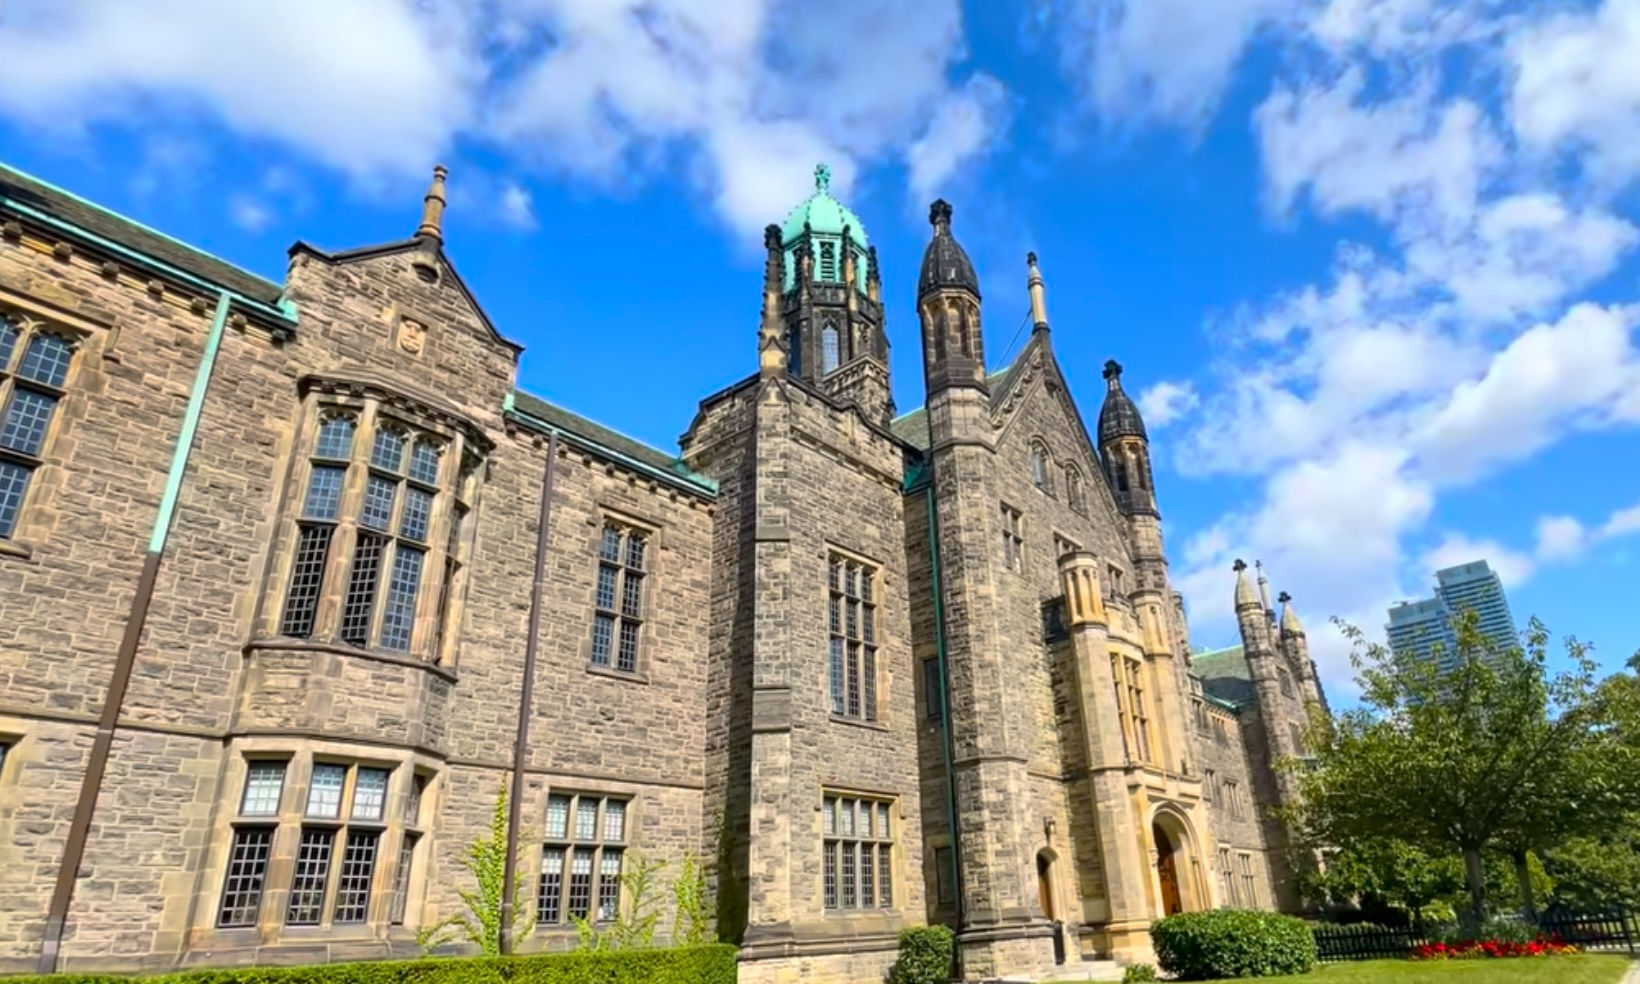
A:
1150;909;1317;980
1122;963;1159;982
4;944;737;984
887;925;955;984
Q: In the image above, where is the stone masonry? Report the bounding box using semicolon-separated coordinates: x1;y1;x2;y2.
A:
0;161;1324;982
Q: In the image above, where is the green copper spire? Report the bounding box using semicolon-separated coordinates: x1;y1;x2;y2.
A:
779;162;870;289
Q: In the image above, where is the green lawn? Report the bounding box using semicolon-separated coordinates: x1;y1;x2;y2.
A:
1191;954;1632;982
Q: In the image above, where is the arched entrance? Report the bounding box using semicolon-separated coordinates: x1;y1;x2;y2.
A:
1152;821;1184;916
1037;850;1066;966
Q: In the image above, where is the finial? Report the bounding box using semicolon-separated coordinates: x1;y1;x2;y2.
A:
929;199;953;230
764;223;781;251
1232;558;1247;573
1103;359;1124;385
1027;252;1049;331
815;163;831;193
416;164;449;242
1277;591;1292;604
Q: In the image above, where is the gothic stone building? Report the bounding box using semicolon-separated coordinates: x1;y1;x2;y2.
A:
0;161;1326;982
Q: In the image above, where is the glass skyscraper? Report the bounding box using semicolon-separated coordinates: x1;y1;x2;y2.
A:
1386;560;1518;672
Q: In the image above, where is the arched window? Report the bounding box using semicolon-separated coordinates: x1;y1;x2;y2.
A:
1136;454;1153;491
957;306;973;358
1111;458;1130;495
1064;465;1085;514
1030;444;1051;493
821;321;841;374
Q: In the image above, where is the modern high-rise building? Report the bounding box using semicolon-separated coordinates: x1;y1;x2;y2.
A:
1386;560;1518;672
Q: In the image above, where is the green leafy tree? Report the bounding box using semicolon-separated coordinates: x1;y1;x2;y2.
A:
1289;612;1630;925
417;783;536;955
1303;837;1461;928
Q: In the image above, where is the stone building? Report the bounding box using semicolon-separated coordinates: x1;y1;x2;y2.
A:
0;160;1325;982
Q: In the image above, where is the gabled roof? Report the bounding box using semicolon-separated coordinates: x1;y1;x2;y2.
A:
509;390;717;497
0;162;285;307
289;238;523;354
1193;644;1256;709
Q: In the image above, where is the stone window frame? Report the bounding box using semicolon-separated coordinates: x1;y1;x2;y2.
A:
1111;651;1155;766
584;508;657;680
1224;779;1245;820
0;300;95;551
1203;768;1216;803
827;545;881;725
1063;462;1086;515
534;789;631;929
268;388;482;667
1217;844;1236;906
1237;851;1259;907
1029;440;1054;496
821;789;896;912
921;657;944;725
1277;665;1295;698
1000;503;1023;573
204;746;433;939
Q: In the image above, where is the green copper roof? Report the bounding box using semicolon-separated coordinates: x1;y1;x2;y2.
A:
1193;644;1255;709
781;164;869;249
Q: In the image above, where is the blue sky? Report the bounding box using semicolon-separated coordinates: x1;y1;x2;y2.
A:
2;0;1638;697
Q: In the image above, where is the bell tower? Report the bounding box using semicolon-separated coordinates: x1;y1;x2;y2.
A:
771;164;893;423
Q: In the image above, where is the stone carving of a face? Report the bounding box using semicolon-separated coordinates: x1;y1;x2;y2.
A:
399;317;426;355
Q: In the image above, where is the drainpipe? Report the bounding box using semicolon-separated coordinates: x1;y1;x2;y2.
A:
924;478;966;969
38;292;233;974
500;428;559;954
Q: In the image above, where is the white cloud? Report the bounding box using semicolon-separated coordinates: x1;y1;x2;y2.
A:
1534;515;1587;562
228;196;274;234
1136;380;1200;428
0;0;1001;241
905;75;1011;202
1054;0;1297;128
1510;0;1640;191
0;0;479;179
1420;533;1534;588
499;182;536;231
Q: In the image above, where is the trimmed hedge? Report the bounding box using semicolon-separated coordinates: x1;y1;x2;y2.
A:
1151;910;1317;980
886;925;954;984
5;944;737;984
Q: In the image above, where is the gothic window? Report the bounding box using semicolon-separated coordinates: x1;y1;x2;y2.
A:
821;320;841;374
828;554;878;721
823;793;894;910
537;792;628;925
1052;533;1079;560
1064;465;1085;514
590;520;648;674
1218;846;1236;906
1277;667;1294;698
957;306;973;358
279;401;474;660
1112;654;1152;765
1224;779;1245;820
1000;505;1023;572
1204;768;1217;802
1238;853;1258;906
0;315;78;540
1030;443;1051;493
216;755;423;931
1110;456;1130;495
1136;454;1153;491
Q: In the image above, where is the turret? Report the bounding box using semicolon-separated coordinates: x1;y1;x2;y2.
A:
773;164;892;421
1097;361;1156;518
1279;591;1326;711
918;199;986;396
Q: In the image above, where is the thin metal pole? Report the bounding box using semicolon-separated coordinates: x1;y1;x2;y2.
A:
500;428;558;954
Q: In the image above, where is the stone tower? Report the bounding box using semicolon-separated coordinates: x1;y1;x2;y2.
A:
775;164;893;423
1233;559;1303;908
916;200;1059;977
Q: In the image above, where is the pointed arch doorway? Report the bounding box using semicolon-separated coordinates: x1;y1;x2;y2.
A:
1154;813;1180;911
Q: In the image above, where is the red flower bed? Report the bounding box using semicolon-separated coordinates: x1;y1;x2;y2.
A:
1412;936;1581;960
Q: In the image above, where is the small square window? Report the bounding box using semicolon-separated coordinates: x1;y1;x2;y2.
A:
241;761;286;817
352;767;390;821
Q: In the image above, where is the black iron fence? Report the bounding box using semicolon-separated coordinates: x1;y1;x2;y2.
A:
1312;908;1636;962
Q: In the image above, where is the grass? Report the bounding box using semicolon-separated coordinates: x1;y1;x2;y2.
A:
1176;954;1633;982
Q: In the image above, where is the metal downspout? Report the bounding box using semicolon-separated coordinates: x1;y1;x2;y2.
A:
500;428;559;954
38;292;233;974
925;478;967;961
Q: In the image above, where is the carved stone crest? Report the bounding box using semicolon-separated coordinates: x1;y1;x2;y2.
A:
398;317;426;355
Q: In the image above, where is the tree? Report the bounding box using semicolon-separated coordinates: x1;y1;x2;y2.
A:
418;783;536;955
1302;837;1461;928
1289;612;1630;925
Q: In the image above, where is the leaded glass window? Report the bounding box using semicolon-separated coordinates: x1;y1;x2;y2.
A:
1001;505;1023;572
216;827;274;927
537;792;629;926
589;521;647;673
822;793;894;910
240;761;286;817
827;554;878;721
0;318;77;540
